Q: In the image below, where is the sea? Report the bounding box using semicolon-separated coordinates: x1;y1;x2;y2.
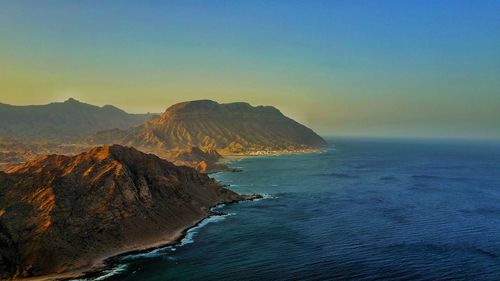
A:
84;137;500;281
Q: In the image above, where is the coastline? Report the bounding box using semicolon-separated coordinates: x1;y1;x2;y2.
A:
208;148;327;175
222;148;324;157
15;195;261;281
218;148;326;164
7;148;325;280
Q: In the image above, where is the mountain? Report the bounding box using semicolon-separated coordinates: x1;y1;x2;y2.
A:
0;98;155;140
88;100;327;154
0;145;256;279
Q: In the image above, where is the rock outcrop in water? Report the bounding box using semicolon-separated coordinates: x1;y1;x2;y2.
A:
88;100;327;154
0;145;254;279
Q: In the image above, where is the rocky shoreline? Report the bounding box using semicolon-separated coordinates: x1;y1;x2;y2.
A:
10;195;262;281
0;145;261;280
0;99;327;280
51;194;262;281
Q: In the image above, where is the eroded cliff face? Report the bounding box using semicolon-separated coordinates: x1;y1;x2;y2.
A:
88;100;327;155
0;145;243;279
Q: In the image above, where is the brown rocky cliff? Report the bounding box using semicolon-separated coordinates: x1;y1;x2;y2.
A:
0;145;245;279
87;100;327;155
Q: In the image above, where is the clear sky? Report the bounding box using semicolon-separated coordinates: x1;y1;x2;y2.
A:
1;0;499;139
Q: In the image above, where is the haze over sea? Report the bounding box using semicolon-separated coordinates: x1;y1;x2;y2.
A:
88;137;500;281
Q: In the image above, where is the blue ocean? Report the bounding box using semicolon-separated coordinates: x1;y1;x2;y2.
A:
90;138;500;281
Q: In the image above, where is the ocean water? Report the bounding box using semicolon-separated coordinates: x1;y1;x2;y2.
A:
90;138;500;281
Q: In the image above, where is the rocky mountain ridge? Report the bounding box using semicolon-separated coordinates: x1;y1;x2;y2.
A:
0;145;255;279
88;99;327;154
0;98;155;140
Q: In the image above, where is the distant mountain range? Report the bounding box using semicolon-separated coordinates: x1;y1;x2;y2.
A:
0;99;326;172
88;99;327;154
0;145;258;279
0;98;155;140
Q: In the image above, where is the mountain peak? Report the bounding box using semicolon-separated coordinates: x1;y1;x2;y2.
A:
0;99;153;139
86;144;149;162
131;100;327;153
86;145;114;160
162;100;280;118
63;97;80;104
164;100;218;114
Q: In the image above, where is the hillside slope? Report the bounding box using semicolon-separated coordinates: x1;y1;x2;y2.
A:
89;100;327;154
0;145;250;279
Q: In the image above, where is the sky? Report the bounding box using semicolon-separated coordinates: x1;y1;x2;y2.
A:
0;0;499;139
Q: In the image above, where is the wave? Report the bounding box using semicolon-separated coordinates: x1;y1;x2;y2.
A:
411;175;443;180
120;244;176;261
96;194;271;279
73;263;129;281
379;176;397;181
120;202;247;262
177;196;274;247
94;264;129;281
252;193;277;201
411;174;476;182
179;214;233;246
460;207;500;217
385;242;498;259
313;172;358;178
230;184;248;187
121;204;233;261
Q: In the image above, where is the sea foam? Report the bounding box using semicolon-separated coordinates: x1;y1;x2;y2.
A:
121;209;234;261
179;213;233;246
71;264;129;281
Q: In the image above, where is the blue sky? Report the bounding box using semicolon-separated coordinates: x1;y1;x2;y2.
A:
0;0;499;138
